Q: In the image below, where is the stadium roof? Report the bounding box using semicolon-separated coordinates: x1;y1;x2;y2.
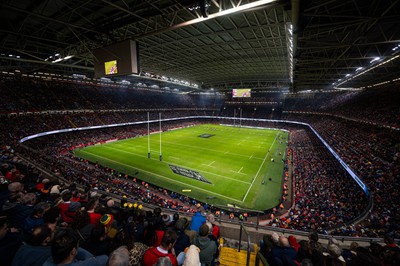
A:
1;0;399;92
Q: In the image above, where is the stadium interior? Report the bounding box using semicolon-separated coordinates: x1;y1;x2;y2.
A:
1;0;399;265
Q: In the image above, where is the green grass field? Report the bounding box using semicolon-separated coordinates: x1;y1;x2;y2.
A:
74;124;288;210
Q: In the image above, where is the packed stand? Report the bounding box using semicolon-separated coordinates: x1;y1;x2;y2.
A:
1;148;223;266
265;128;369;233
282;114;400;238
259;230;400;266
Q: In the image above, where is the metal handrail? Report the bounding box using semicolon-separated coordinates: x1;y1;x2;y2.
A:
255;251;269;266
239;223;252;266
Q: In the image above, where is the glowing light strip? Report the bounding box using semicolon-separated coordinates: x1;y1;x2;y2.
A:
336;55;400;87
178;0;277;27
286;23;294;83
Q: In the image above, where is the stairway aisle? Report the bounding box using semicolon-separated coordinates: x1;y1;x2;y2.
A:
218;246;256;266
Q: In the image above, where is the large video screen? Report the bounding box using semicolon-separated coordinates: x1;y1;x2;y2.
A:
93;40;139;77
232;88;251;97
104;60;118;75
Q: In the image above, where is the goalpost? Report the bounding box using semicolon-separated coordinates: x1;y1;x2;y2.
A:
147;112;163;161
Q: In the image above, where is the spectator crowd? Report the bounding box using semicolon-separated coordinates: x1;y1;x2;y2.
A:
1;74;400;265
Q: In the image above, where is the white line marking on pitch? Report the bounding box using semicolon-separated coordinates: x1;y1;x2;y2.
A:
242;133;278;202
208;161;215;166
78;150;242;202
249;155;253;159
100;146;250;184
230;166;246;175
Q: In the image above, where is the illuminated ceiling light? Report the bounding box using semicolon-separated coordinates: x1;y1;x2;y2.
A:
336;54;400;88
178;0;277;26
63;55;73;60
370;57;380;63
345;74;351;77
52;58;63;63
355;67;364;72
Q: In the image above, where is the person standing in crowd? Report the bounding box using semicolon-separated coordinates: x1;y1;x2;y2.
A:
173;218;191;260
194;224;217;266
206;214;220;240
190;205;206;234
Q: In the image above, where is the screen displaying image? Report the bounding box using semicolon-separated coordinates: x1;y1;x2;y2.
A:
94;40;139;78
232;88;251;97
104;60;118;75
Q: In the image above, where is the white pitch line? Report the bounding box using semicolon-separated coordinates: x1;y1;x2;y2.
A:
230;168;247;176
249;155;253;159
102;145;250;184
202;163;215;168
242;133;278;202
78;149;242;202
208;161;215;166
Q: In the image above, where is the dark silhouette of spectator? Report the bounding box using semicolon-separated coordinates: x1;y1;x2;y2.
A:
268;235;297;266
110;225;148;266
82;223;111;256
42;228;108;266
24;202;50;237
12;223;54;266
0;215;23;266
173;218;191;259
70;210;94;245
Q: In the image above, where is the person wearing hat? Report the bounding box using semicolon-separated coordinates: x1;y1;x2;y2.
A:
100;214;118;239
194;223;217;266
62;201;81;224
182;244;201;266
